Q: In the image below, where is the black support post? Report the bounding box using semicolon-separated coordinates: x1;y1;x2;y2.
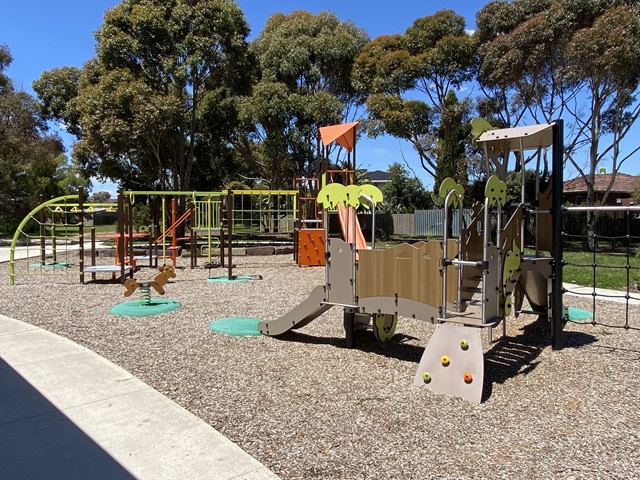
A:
551;120;564;350
79;187;84;284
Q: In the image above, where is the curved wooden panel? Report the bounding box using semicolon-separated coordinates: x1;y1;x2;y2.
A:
356;240;458;309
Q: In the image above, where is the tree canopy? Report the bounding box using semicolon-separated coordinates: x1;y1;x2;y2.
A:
16;1;640;221
352;10;475;189
36;0;254;192
0;45;85;234
380;162;433;213
476;0;640;248
238;11;369;188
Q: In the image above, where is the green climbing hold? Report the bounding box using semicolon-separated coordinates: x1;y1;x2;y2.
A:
422;371;432;383
460;339;469;350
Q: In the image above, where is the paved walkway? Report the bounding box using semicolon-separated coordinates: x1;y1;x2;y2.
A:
563;282;640;305
0;315;280;480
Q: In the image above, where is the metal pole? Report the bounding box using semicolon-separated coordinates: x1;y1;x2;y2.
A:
227;190;233;280
39;194;45;265
79;186;84;284
117;188;126;284
551;120;564;350
127;194;134;277
91;227;96;282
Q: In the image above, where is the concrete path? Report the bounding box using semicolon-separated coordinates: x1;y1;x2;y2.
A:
0;315;280;480
563;282;640;305
0;240;102;264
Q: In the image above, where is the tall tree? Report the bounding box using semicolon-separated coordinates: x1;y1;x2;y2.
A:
476;0;640;249
352;9;475;188
35;0;254;192
380;162;433;213
0;45;85;234
239;11;369;188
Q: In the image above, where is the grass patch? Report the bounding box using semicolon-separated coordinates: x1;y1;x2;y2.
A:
562;250;640;290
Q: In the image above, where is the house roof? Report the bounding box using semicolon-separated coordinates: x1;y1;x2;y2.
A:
563;172;638;194
366;170;391;181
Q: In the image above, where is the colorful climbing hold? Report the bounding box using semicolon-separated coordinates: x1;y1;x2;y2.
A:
441;355;450;367
463;372;473;384
422;371;432;383
460;339;469;350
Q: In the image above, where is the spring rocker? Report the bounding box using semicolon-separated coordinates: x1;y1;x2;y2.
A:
259;120;565;403
110;265;181;316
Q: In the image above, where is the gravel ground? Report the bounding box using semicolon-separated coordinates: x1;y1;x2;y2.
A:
1;252;639;480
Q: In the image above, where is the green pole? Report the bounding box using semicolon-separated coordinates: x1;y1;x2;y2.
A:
9;194;78;286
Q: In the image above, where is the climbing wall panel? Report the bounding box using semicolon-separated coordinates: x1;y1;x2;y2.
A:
297;229;325;266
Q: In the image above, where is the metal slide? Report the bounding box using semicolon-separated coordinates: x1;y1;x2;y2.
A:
258;285;332;336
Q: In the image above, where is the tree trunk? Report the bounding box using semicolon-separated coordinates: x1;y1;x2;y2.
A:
586;178;596;252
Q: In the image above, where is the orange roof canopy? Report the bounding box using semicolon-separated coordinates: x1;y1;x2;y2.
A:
319;121;358;152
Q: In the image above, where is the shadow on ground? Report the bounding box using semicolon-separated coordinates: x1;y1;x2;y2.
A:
0;358;135;480
482;316;597;401
273;315;598;402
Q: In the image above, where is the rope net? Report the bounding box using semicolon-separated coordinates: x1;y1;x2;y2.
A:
562;208;640;331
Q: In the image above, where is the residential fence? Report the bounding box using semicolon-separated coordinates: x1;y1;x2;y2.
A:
350;208;640;241
333;209;473;238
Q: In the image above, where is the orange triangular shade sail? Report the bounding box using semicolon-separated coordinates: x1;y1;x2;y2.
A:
319;122;358;152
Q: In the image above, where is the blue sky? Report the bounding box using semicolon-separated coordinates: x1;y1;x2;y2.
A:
1;1;636;194
1;1;480;194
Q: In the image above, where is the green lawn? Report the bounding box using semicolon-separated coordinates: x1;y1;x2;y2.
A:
562;250;640;290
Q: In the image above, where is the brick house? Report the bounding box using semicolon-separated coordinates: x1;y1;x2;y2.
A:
563;172;639;206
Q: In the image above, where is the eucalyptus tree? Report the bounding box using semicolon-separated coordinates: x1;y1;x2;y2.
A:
352;9;475;189
0;45;84;234
476;0;640;248
380;162;433;214
35;0;254;192
239;11;369;188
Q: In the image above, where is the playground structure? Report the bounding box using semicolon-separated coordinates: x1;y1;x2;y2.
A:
293;122;374;267
8;188;297;286
259;120;566;403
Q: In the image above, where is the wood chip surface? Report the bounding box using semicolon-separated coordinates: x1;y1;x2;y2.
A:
1;252;639;479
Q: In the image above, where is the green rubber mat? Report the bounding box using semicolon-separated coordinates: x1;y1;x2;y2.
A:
110;299;181;317
207;275;261;283
566;307;593;321
209;317;262;336
29;261;71;268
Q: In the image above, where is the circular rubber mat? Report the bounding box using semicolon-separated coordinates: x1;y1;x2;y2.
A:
29;261;71;268
207;275;259;283
209;317;262;336
566;307;593;321
110;299;181;317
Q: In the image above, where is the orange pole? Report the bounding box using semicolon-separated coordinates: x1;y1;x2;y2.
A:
172;198;177;265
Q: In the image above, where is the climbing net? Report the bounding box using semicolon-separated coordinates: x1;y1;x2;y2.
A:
562;205;640;331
